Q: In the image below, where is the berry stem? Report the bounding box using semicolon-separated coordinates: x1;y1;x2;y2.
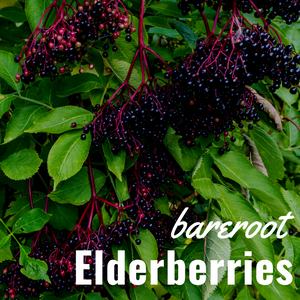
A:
88;155;97;198
212;0;223;35
282;116;300;132
201;11;211;35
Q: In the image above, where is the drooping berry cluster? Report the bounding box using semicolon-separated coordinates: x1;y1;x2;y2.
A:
14;0;135;84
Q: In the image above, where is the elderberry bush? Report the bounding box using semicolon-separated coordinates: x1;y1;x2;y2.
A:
1;0;300;299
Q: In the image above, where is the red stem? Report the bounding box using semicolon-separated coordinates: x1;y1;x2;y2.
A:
201;12;211;35
88;155;97;197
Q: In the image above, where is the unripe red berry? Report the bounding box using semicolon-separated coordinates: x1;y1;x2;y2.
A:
59;67;65;74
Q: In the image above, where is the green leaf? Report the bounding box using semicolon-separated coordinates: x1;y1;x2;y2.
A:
48;130;91;189
207;287;225;300
130;229;158;271
0;6;27;23
215;185;275;264
47;202;78;231
235;286;254;300
203;210;231;300
282;235;300;273
13;208;51;234
150;1;182;18
0;230;13;263
281;189;300;230
155;194;171;216
192;151;213;179
103;139;126;181
4;105;47;143
144;16;171;29
85;293;107;300
164;127;201;171
56;74;104;98
193;178;220;199
107;59;142;90
209;147;289;219
275;86;298;106
285;27;300;52
0;51;22;92
21;256;50;282
49;167;106;205
26;106;93;134
164;126;182;167
149;46;175;62
104;283;129;300
181;240;204;266
115;174;130;203
283;106;300;147
25;0;53;31
88;48;105;75
39;77;65;105
249;127;284;180
184;278;202;300
253;270;300;300
129;285;157;300
0;95;15;119
0;148;42;180
5;193;45;227
148;27;180;38
173;19;198;49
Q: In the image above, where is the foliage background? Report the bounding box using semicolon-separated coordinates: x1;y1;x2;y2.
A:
1;0;300;299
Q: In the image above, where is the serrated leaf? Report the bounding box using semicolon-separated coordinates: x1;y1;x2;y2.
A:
26;106;93;134
192;178;220;199
0;95;15;119
47;202;78;231
0;51;22;92
56;74;104;97
130;229;158;271
215;185;275;264
209;147;289;219
49;167;106;205
184;278;202;300
249;127;284;180
48;130;91;189
103;139;126;182
130;285;157;300
283;105;300;147
283;235;300;273
192;151;212;179
203;211;230;300
13;208;51;234
115;174;130;203
25;0;53;32
281;189;300;230
173;19;198;49
275;86;298;106
0;148;42;180
4;105;47;143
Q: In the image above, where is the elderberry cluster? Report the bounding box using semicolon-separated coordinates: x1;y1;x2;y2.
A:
14;0;135;85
